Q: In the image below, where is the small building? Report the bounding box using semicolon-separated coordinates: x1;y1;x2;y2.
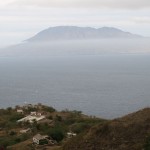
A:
33;134;49;145
20;128;31;134
17;109;24;114
37;112;42;116
17;115;45;123
30;112;42;116
37;118;53;125
67;132;77;138
30;112;37;116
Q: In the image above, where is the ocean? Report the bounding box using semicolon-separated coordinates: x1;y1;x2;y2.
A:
0;54;150;119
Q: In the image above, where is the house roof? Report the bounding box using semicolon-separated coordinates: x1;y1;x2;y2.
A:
20;128;31;133
33;134;48;140
17;109;23;112
17;115;45;123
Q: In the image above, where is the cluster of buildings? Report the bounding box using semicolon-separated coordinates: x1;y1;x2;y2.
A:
16;103;77;146
32;132;77;146
16;104;46;123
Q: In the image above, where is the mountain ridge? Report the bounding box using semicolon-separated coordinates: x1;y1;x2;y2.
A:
27;26;142;42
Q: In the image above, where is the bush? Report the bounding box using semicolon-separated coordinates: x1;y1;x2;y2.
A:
9;131;17;136
39;139;48;145
48;127;65;142
48;115;53;120
0;133;30;148
55;115;62;122
64;118;76;125
0;137;17;148
71;123;89;134
9;113;24;122
36;123;50;133
144;136;150;150
43;106;55;113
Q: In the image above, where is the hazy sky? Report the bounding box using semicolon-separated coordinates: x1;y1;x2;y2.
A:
0;0;150;47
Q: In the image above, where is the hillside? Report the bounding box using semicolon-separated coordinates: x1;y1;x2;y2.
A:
0;105;150;150
0;104;105;150
27;26;142;42
63;108;150;150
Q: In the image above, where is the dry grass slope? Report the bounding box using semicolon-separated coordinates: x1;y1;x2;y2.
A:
63;108;150;150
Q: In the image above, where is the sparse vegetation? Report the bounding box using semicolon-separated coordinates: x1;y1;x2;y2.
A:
144;136;150;150
1;104;150;150
0;103;105;149
48;127;65;142
63;108;150;150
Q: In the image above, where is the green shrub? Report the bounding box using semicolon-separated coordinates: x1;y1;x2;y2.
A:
0;133;30;148
144;136;150;150
9;131;17;136
39;139;48;145
55;115;62;122
71;123;89;134
43;106;55;113
64;118;76;125
9;113;24;122
48;127;65;142
48;115;53;120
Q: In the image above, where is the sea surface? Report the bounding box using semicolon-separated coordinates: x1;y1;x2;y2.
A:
0;54;150;119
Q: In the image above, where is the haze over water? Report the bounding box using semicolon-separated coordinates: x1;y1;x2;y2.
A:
0;54;150;119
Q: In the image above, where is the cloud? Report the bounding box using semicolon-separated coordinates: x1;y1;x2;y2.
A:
133;17;150;24
9;0;150;9
0;0;150;47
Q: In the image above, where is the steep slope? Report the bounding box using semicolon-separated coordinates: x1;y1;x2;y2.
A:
27;26;142;42
63;108;150;150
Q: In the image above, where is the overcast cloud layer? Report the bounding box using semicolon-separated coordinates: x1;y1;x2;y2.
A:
0;0;150;48
9;0;150;9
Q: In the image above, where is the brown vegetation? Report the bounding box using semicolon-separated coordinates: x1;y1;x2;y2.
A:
63;108;150;150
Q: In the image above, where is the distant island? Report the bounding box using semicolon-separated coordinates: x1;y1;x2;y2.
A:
1;26;150;57
0;103;150;150
27;26;142;42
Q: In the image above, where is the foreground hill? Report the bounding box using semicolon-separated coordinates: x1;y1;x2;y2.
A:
27;26;142;42
0;104;105;150
63;108;150;150
0;105;150;150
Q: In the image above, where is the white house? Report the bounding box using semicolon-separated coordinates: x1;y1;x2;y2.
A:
30;112;37;116
17;109;24;114
17;115;45;123
30;111;42;116
67;132;77;138
33;134;49;145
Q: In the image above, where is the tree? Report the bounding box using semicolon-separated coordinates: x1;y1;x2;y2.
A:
48;128;64;142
